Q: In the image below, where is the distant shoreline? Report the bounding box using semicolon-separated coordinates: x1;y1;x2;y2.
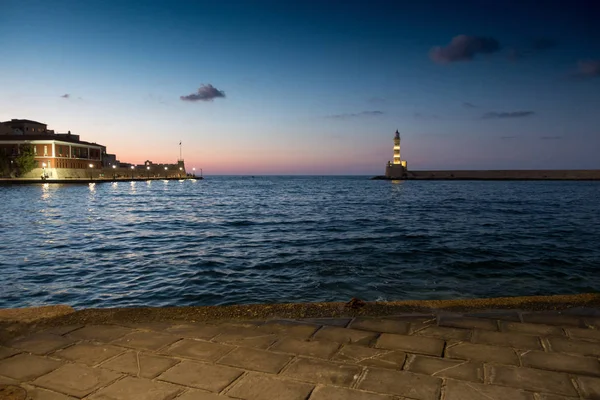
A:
0;177;203;185
373;169;600;181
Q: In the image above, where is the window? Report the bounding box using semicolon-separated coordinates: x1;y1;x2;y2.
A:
44;145;47;156
34;146;37;155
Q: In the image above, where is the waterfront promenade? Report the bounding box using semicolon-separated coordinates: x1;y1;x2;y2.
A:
1;294;600;399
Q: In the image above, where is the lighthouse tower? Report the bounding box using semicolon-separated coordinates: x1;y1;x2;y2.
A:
385;129;408;178
393;129;401;164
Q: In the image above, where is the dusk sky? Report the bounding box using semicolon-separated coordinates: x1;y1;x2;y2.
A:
1;0;599;174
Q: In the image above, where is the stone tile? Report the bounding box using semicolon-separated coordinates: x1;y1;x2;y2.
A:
413;325;471;341
42;325;84;336
406;355;483;382
0;354;63;381
112;331;180;351
446;342;519;365
332;344;406;369
218;347;292;374
213;329;278;349
485;364;578;397
176;389;237;400
358;367;441;400
53;342;125;366
443;379;534;400
575;376;600;399
0;346;20;360
282;358;362;387
68;325;134;342
0;375;18;385
521;313;584;328
226;373;313;400
376;333;444;356
565;327;600;341
585;317;600;329
7;333;74;355
301;318;352;327
521;349;600;376
563;307;600;317
535;395;579;400
165;339;233;362
270;337;340;359
0;384;28;399
158;360;242;392
88;376;182;400
499;321;564;337
465;310;522;322
257;321;320;339
164;324;222;340
121;322;176;331
309;385;394;400
21;384;77;400
547;336;600;357
32;363;121;398
471;329;542;350
98;351;179;379
438;314;498;331
313;326;377;345
349;318;410;335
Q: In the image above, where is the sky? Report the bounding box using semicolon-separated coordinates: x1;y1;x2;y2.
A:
1;0;599;174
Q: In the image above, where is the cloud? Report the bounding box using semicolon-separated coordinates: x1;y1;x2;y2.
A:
462;102;477;108
540;136;562;140
430;35;501;64
326;110;384;119
574;60;600;78
532;38;558;51
60;94;70;99
482;111;535;119
180;84;226;102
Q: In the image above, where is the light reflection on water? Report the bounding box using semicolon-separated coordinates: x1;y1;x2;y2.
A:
0;177;599;309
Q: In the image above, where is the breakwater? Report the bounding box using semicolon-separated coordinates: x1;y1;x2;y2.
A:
374;169;600;180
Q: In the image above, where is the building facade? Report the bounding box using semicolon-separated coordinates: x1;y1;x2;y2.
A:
385;129;408;179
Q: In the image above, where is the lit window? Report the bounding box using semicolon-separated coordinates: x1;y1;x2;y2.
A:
34;146;37;155
44;145;47;156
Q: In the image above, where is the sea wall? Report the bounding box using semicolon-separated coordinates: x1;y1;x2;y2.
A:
403;170;600;180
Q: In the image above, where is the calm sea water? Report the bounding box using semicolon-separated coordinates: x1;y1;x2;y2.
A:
1;177;599;309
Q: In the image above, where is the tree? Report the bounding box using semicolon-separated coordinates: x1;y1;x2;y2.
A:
14;144;37;176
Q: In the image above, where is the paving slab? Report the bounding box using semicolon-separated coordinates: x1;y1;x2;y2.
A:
332;344;406;369
42;325;84;336
164;323;223;340
406;355;483;382
164;338;233;362
547;336;600;357
67;325;134;342
52;342;125;366
443;379;534;400
0;346;20;360
484;364;578;397
98;351;179;379
520;349;600;376
282;357;362;387
21;384;77;400
358;367;442;400
7;333;74;355
464;310;522;322
213;328;278;349
471;329;543;350
176;389;237;399
270;337;341;359
218;347;292;373
112;331;180;351
88;376;182;400
158;360;242;392
0;354;63;381
521;313;584;328
226;373;314;400
300;318;352;327
313;326;377;345
565;326;600;341
0;384;27;400
349;318;410;335
376;333;444;356
308;385;394;400
438;314;498;331
412;325;471;341
446;342;519;365
575;375;600;399
32;363;122;398
257;321;320;339
499;321;564;337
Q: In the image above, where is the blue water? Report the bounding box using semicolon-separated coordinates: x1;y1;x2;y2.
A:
1;177;599;309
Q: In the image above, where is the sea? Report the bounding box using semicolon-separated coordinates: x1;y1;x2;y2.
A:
1;176;599;309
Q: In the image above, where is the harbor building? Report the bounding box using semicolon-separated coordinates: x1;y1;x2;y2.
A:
385;129;408;179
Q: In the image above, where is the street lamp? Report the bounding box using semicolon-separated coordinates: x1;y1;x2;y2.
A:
130;165;135;179
147;166;150;179
179;167;182;178
89;163;94;180
164;166;168;178
112;164;117;179
192;167;196;178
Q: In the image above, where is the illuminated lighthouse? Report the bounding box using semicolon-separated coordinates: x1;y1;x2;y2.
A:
385;129;407;178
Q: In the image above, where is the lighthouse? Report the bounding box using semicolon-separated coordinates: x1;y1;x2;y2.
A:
385;129;408;178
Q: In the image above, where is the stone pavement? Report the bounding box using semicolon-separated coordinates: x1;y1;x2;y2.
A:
1;308;600;400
